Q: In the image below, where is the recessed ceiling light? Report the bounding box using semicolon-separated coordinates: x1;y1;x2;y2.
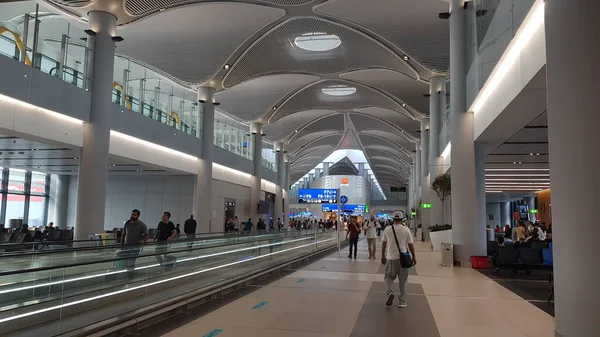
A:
273;106;277;110
159;8;166;11
223;64;230;70
402;103;406;107
322;85;357;96
294;32;341;52
402;55;409;61
529;153;533;156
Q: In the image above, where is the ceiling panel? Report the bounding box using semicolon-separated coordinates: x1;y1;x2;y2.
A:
117;3;285;84
289;114;345;142
216;74;320;121
314;0;450;72
271;80;404;122
340;69;430;114
263;109;338;141
353;107;420;138
223;17;416;88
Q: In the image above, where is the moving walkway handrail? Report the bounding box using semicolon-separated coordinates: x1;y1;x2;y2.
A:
0;230;322;277
0;229;301;257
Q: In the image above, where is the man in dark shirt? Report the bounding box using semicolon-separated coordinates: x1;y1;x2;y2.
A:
346;219;361;259
154;211;176;266
120;209;149;280
184;214;196;250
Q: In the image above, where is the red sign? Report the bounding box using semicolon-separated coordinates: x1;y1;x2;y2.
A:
535;213;541;221
513;212;520;220
340;177;349;185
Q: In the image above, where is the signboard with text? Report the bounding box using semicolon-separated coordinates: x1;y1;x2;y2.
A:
298;189;338;204
322;204;366;213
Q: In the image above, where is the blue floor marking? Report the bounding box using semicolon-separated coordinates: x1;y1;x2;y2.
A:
296;278;305;283
320;266;326;269
252;301;269;309
202;329;223;337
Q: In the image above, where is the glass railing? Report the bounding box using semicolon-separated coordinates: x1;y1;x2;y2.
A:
0;2;91;89
474;0;535;88
262;146;277;172
0;2;276;166
0;229;339;336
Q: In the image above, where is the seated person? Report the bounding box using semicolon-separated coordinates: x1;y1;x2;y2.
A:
20;223;29;234
497;236;506;246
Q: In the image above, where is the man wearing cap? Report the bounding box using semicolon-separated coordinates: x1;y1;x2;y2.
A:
381;211;416;308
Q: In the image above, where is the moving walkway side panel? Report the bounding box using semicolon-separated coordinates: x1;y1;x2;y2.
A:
0;55;91;123
0;231;338;336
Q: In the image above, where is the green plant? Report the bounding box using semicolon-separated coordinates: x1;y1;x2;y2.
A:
431;173;451;226
427;224;452;232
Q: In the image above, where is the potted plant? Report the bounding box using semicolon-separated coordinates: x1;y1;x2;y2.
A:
429;174;452;251
431;173;451;225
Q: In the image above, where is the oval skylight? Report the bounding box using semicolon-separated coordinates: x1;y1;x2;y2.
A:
322;85;357;96
294;32;341;52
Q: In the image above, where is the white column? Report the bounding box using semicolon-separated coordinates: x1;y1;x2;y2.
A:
407;166;414;229
429;76;446;227
283;155;291;226
54;175;69;229
274;142;284;224
500;201;510;228
250;122;263;221
523;196;535;222
450;0;482;264
322;162;330;176
475;142;487;246
74;11;116;240
546;2;600;336
420;119;430;228
194;87;216;233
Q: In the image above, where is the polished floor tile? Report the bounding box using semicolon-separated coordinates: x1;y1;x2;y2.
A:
159;237;555;337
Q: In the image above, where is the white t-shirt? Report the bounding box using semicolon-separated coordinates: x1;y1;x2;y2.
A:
365;220;377;239
382;224;413;260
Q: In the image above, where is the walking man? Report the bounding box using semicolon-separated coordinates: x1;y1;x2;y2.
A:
381;211;416;308
365;215;377;259
121;209;149;280
184;214;197;250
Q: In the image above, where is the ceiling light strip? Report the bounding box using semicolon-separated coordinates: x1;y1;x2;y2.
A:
471;1;545;114
110;131;198;161
485;168;550;171
0;93;83;124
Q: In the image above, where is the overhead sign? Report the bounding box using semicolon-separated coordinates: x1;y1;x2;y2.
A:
421;203;433;209
322;204;366;213
340;195;348;204
340;177;349;186
298;189;338;204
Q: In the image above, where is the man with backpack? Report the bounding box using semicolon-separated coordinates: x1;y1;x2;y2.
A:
120;209;149;280
154;211;177;269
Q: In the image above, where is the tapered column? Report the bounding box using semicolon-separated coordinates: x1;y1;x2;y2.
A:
546;2;600;334
283;155;291;226
450;0;483;264
274;142;285;224
420;119;431;228
194;87;216;233
429;76;446;227
250;122;263;221
500;201;510;228
322;162;330;176
74;11;116;239
54;175;70;229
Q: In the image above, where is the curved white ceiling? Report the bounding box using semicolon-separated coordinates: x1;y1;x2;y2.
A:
117;3;285;84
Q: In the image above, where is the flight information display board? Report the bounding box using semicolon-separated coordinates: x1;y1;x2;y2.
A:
298;189;338;204
322;204;366;213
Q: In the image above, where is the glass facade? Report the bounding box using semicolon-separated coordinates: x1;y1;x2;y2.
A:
1;168;50;227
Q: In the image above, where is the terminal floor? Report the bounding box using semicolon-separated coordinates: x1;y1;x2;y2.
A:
146;239;555;337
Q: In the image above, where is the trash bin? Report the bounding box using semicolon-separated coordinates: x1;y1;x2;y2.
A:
486;228;495;241
441;242;453;267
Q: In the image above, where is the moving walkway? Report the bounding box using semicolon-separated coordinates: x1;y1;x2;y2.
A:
0;230;341;336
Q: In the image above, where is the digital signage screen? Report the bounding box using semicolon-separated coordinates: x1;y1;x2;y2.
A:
322;204;366;213
298;189;338;204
